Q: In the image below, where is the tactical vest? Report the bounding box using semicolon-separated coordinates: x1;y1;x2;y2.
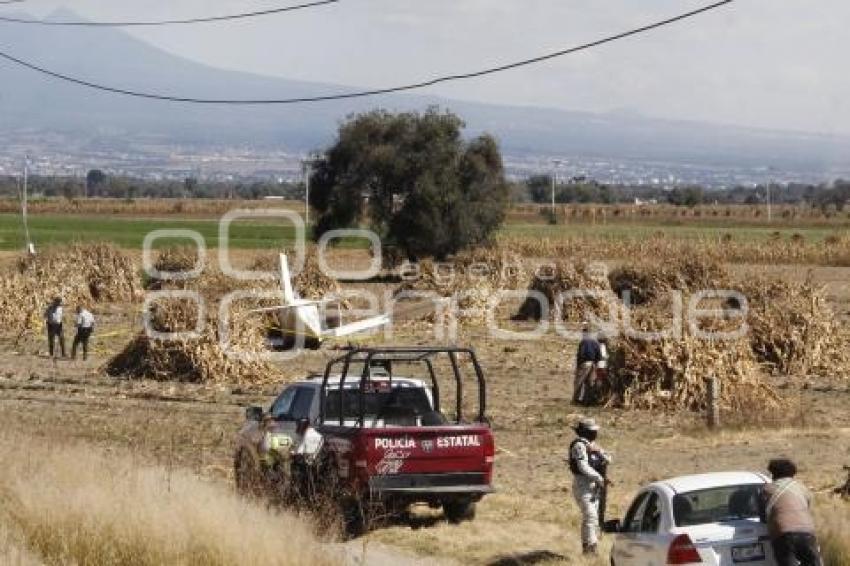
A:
569;438;608;477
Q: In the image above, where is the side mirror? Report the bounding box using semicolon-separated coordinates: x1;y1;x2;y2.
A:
245;406;264;422
602;519;621;534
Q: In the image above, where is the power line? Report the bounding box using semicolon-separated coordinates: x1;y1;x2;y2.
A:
0;0;338;26
0;0;26;4
0;0;733;105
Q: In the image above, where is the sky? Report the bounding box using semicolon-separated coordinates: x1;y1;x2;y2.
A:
9;0;849;136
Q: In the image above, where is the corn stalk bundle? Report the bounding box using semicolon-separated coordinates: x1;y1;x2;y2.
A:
0;243;139;335
396;248;529;324
609;255;731;307
735;276;850;377
515;259;617;323
105;296;278;384
597;255;779;412
608;312;782;413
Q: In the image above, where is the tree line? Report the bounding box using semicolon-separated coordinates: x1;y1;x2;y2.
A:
0;173;304;201
517;175;850;211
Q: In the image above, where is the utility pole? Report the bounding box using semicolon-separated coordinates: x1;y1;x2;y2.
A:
302;159;312;227
21;155;34;255
551;159;563;220
766;179;772;222
765;166;776;222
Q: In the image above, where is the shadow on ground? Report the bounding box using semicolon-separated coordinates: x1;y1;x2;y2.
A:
486;550;568;566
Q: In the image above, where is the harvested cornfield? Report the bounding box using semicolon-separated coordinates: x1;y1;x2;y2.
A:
396;248;529;323
0;243;139;335
499;233;850;267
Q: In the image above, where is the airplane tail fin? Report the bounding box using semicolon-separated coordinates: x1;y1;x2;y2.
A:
279;253;295;304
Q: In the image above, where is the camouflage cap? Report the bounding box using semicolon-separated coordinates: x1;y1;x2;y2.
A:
575;417;600;432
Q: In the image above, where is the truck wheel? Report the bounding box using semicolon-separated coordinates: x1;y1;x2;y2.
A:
443;500;476;524
234;450;263;498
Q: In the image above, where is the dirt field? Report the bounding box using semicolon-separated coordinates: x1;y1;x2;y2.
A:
0;246;848;565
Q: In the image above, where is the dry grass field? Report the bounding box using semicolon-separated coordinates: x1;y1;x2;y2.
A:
0;432;337;566
0;209;848;564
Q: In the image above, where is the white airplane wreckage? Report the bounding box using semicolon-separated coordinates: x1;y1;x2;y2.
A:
250;254;390;349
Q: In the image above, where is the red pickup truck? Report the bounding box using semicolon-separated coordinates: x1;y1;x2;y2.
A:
234;346;495;535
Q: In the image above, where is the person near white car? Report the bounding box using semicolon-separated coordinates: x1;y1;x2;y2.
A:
568;417;613;555
760;458;823;566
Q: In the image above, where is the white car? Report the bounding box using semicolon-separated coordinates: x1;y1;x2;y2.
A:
607;472;776;566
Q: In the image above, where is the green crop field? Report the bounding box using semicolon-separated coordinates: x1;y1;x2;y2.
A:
0;213;846;252
0;214;302;251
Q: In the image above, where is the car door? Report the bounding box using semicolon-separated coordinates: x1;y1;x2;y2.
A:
613;491;649;566
615;490;667;566
636;490;669;566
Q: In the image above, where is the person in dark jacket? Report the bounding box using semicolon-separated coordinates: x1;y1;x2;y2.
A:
760;458;823;566
573;325;601;404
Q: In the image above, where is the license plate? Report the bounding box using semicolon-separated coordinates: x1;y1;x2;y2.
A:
731;543;765;562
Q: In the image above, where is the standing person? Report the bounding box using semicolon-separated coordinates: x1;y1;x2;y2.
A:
760;458;823;566
44;297;65;358
71;306;95;361
573;324;601;405
567;418;612;555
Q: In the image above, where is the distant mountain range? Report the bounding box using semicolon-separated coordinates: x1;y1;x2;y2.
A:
2;9;850;175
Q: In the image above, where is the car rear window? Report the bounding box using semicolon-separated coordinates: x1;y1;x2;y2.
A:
324;387;432;421
673;484;763;527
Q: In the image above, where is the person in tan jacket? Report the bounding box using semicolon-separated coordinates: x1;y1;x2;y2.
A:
760;458;822;566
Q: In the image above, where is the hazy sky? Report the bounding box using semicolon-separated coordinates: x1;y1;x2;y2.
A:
12;0;849;135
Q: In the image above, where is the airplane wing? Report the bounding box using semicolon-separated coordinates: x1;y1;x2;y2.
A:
322;314;390;338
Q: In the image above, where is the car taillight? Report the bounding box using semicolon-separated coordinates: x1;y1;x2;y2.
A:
482;432;495;483
667;534;702;565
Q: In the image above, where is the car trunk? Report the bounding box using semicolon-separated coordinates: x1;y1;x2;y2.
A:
678;520;774;566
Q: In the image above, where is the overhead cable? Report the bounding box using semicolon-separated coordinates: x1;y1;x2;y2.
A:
0;0;733;104
0;0;338;26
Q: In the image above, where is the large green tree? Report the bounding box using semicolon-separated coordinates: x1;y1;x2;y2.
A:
309;108;510;259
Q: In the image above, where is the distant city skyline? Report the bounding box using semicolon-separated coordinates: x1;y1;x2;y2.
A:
4;0;848;136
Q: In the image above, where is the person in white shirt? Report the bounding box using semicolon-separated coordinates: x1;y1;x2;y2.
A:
72;306;95;360
44;297;66;358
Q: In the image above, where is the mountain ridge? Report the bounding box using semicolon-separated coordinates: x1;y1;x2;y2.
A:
1;9;849;174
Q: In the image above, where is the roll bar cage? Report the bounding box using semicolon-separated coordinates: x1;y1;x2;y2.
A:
318;346;487;427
